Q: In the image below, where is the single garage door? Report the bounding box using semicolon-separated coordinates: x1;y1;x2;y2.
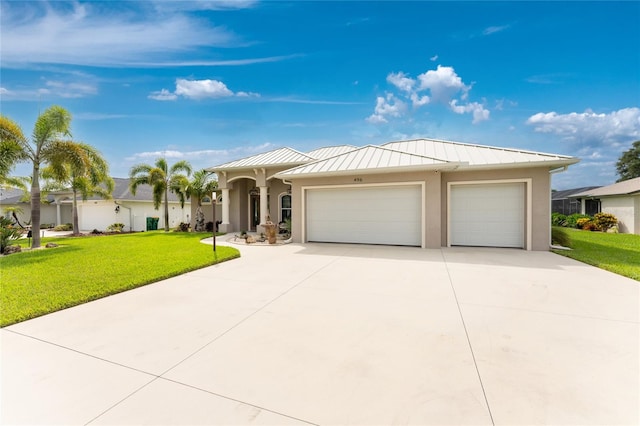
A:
306;185;422;246
450;182;525;248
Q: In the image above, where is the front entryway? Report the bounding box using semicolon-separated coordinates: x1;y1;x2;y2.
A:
249;192;260;232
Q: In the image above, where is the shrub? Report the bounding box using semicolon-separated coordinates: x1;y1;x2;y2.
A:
565;213;591;229
53;223;73;231
0;216;22;254
551;213;567;227
593;212;618;232
174;222;190;232
39;223;54;229
576;217;592;229
205;221;214;232
107;223;125;232
551;227;571;247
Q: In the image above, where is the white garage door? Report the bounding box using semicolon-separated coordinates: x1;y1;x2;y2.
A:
306;185;422;246
450;183;525;248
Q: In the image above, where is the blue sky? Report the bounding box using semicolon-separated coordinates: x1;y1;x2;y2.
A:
2;0;639;189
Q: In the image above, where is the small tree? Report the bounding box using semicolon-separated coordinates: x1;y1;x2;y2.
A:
616;140;640;182
185;169;218;231
43;143;114;236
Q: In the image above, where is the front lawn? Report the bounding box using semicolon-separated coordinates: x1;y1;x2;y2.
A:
0;232;240;327
552;227;640;281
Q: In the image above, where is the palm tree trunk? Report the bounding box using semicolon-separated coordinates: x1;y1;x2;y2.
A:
72;188;80;236
31;165;41;248
164;186;170;232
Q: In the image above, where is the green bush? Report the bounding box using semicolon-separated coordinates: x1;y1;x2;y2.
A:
593;212;618;231
53;223;73;231
0;216;22;254
551;227;571;247
565;213;592;229
107;223;125;232
551;212;567;227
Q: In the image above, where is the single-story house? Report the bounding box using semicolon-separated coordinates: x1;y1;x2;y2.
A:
571;177;640;234
551;187;600;215
0;178;190;232
208;138;578;250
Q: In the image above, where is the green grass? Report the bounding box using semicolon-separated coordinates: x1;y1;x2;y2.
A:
0;232;240;327
552;227;640;281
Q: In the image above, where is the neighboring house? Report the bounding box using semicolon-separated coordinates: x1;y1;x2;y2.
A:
209;138;578;250
571;177;640;234
0;178;190;232
552;187;600;215
0;188;68;228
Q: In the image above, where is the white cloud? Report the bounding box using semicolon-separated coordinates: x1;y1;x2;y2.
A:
0;79;98;100
367;65;488;124
430;55;438;62
0;1;241;67
449;100;490;124
175;79;233;99
149;78;259;101
526;107;640;145
417;65;469;102
126;143;277;169
44;80;97;98
148;89;178;101
366;94;406;124
482;24;510;36
387;72;415;93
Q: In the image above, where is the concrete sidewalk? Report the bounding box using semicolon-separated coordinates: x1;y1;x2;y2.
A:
2;242;638;425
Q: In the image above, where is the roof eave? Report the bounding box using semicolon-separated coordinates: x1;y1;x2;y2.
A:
452;158;579;172
275;163;464;179
207;161;310;173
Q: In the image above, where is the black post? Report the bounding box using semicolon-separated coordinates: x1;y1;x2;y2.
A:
212;192;216;253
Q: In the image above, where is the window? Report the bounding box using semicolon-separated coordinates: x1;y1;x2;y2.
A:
280;193;291;223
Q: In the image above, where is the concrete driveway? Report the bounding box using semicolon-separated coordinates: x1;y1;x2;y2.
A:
2;242;638;425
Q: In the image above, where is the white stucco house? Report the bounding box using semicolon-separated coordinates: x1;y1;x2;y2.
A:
572;177;640;234
1;178;191;232
208;138;579;250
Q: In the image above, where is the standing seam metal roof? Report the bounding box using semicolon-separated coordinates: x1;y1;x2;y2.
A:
383;138;576;166
209;147;316;170
276;145;454;177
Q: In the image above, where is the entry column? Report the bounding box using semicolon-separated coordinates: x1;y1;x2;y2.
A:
220;188;230;232
259;186;268;225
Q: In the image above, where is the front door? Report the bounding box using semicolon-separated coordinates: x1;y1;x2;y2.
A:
250;193;260;231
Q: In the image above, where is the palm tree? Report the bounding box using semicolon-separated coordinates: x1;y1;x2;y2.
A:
0;115;26;182
129;158;192;232
43;143;114;236
185;169;218;231
0;106;90;248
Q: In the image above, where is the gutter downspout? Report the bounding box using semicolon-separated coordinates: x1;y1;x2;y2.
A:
114;201;133;232
549;165;569;249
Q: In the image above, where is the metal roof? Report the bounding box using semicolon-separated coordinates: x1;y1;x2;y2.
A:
383;138;578;168
306;145;357;160
571;177;640;198
276;145;456;178
209;147;315;170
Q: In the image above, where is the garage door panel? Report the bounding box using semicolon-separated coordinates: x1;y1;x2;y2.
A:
306;186;422;246
450;183;524;248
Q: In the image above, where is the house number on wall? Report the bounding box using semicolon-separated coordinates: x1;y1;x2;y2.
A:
353;178;363;182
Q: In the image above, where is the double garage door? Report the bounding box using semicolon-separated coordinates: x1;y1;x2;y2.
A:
306;185;422;247
305;182;525;249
